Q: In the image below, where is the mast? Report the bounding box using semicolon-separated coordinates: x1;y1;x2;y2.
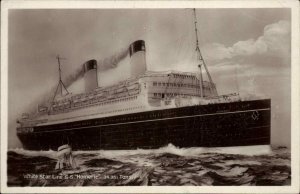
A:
52;55;69;102
193;8;203;97
193;9;218;97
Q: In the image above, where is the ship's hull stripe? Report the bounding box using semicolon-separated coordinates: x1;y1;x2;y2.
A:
32;108;270;133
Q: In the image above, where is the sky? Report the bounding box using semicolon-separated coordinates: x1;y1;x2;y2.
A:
8;8;291;148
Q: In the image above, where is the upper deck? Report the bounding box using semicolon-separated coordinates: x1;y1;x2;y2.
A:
19;70;219;126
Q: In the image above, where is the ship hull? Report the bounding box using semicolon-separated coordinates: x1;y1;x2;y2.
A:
17;99;271;150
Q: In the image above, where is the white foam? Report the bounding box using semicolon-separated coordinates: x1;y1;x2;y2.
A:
200;145;273;156
145;144;273;156
8;144;274;161
8;148;57;159
73;144;273;158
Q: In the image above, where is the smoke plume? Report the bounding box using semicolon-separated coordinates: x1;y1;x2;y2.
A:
21;46;129;119
98;47;129;71
64;66;85;88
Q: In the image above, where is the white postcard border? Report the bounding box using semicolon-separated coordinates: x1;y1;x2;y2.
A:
1;0;299;193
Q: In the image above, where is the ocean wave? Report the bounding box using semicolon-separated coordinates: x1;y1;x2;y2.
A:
75;144;274;158
7;145;290;186
8;147;57;159
8;144;274;161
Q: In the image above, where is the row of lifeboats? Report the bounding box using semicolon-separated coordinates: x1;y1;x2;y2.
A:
52;86;140;109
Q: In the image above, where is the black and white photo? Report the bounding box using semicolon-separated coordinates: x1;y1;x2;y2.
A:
1;1;299;193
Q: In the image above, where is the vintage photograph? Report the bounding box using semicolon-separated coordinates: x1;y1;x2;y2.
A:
1;1;299;193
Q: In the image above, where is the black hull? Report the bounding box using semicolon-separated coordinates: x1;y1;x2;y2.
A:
17;99;271;150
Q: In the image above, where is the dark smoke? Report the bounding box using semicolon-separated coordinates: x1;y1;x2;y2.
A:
64;66;85;88
98;47;129;71
18;66;84;119
20;46;129;118
21;85;57;118
63;46;129;88
60;46;129;90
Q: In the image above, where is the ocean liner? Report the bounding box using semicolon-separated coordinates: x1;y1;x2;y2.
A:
16;10;271;150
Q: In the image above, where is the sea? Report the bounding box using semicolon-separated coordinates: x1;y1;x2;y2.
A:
7;144;290;186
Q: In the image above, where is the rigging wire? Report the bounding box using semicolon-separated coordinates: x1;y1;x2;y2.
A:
52;55;69;102
193;8;218;96
235;63;240;96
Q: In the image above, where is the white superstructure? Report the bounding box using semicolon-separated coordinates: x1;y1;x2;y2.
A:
19;40;228;127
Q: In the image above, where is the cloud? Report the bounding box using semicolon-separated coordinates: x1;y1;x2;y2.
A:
201;43;233;62
205;19;291;99
231;38;267;56
202;20;291;63
200;20;291;147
